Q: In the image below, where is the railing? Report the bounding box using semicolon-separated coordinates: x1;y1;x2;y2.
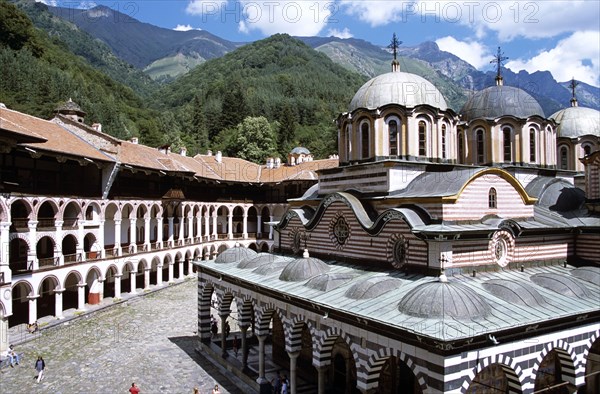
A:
38;256;59;268
104;247;118;258
85;251;99;260
10;219;29;231
37;219;55;230
217;234;228;240
63;253;82;264
62;218;78;229
151;242;159;251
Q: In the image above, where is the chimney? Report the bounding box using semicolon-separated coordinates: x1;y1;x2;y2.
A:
266;157;274;169
180;146;187;156
207;150;213;156
130;137;138;144
0;103;7;109
274;157;281;168
215;151;222;163
92;123;102;132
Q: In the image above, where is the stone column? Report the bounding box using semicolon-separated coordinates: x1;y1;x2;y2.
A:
242;213;248;239
168;217;174;247
288;351;300;394
114;274;122;299
257;214;262;238
178;216;185;243
227;213;233;239
76;220;84;260
157;267;163;286
187;258;193;277
98;219;106;259
144;268;150;289
196;214;202;241
54;288;65;319
168;263;174;283
204;213;210;241
27;221;38;270
129;218;137;253
77;283;86;311
130;271;137;293
55;220;64;265
240;325;249;370
0;315;9;354
187;215;193;241
212;213;218;239
144;218;151;250
28;294;39;324
317;365;327;394
220;313;229;358
114;219;122;256
156;216;163;249
178;259;184;280
256;335;268;384
269;215;275;240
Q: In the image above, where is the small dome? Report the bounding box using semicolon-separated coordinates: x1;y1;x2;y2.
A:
54;98;86;116
345;277;404;299
349;71;448;112
214;246;257;264
398;280;490;320
279;250;330;282
530;273;592;298
570;266;600;285
550;106;600;138
536;179;585;211
483;279;547;307
237;253;288;269
305;273;357;292
252;260;289;276
291;147;311;155
460;86;544;121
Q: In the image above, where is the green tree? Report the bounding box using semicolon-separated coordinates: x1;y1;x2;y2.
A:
227;116;277;163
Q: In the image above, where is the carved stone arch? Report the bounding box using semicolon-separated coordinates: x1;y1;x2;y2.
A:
198;282;216;340
37;274;61;295
219;291;235;315
58;198;84;220
255;303;286;336
581;329;600;372
237;295;255;328
36;233;57;246
82;200;102;219
137;259;149;271
364;348;427;393
316;326;358;368
34;197;60;219
62;270;84;286
85;265;104;281
136;202;149;219
102;202;121;221
287;316;317;353
9;233;31;248
105;264;119;278
121;261;135;275
12;280;34;297
461;353;524;394
120;203;135;219
530;339;579;387
0;199;9;222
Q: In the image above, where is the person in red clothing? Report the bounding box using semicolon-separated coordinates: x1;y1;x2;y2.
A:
129;382;140;394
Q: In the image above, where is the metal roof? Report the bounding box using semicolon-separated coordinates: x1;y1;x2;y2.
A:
460;85;545;121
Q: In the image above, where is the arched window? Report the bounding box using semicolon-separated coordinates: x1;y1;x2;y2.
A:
361;122;369;159
458;132;464;164
441;124;447;159
489;188;497;209
476;129;485;164
560;146;568;170
529;128;536;162
503;127;512;162
583;144;592;157
388;120;398;156
345;125;351;160
418;120;427;156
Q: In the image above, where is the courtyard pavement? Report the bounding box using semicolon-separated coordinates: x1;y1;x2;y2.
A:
0;278;255;394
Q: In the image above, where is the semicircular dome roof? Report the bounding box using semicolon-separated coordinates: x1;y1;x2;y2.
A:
570;266;600;286
291;146;311;155
215;246;257;264
460;85;544;121
279;254;330;282
349;71;448;112
345;276;404;300
398;281;491;320
237;253;289;269
550;106;600;138
252;260;289;276
530;273;591;298
483;279;547;307
305;273;357;292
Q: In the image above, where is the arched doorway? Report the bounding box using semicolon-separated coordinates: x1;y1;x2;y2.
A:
586;337;600;394
330;337;358;394
9;238;29;273
534;350;571;394
36;236;55;268
271;313;287;369
9;282;31;327
104;266;118;298
37;277;58;319
63;273;81;311
467;363;518;394
62;234;78;263
378;356;422;394
298;324;317;383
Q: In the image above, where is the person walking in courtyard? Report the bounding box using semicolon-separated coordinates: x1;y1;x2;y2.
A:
129;382;140;394
212;384;221;394
34;356;45;382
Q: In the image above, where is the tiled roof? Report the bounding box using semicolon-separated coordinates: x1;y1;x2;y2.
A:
0;108;112;161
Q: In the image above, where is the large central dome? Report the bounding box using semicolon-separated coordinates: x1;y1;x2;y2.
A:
349;71;448;112
460;85;544;121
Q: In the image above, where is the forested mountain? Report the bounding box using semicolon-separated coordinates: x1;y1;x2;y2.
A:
0;0;163;144
153;34;367;160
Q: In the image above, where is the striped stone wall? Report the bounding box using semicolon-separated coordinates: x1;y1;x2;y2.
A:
576;233;600;262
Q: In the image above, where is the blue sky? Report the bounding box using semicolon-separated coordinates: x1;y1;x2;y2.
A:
41;1;600;86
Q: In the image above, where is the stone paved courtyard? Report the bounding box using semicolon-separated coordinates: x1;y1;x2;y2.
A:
0;278;253;394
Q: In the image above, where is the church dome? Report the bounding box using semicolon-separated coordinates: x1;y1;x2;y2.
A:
290;147;311;155
279;250;330;282
550;106;600;138
460;85;544;122
345;276;404;299
237;253;288;269
398;280;490;320
483;279;547;307
215;245;257;264
349;71;448;112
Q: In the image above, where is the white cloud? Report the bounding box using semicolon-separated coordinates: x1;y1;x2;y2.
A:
186;0;224;16
35;0;58;6
506;31;600;86
340;1;407;27
328;27;353;39
174;24;201;31
435;36;491;69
